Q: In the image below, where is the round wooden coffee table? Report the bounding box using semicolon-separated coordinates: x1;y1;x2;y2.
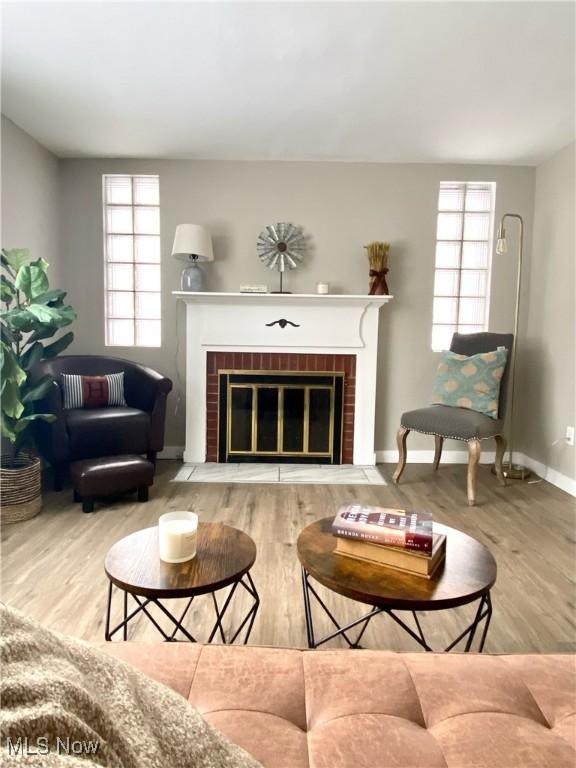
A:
297;518;496;652
104;522;259;643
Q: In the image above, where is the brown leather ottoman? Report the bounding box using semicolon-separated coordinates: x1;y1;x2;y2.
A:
70;455;154;513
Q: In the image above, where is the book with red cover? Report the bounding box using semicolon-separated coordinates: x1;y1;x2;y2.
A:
331;503;433;553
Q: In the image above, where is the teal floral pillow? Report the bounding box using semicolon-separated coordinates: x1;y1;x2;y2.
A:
431;348;508;419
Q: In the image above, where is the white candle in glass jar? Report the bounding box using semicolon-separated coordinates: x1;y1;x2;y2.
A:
158;511;198;563
316;282;329;294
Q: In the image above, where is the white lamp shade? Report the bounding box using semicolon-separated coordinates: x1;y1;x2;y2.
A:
172;224;214;262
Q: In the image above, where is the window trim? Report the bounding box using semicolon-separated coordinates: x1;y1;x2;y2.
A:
102;174;161;348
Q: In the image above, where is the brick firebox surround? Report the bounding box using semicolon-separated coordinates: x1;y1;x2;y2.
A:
206;352;356;463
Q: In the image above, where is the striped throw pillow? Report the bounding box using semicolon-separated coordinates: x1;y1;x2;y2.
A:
62;372;127;409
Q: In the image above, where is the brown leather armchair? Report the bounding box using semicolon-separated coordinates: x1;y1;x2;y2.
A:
32;356;173;490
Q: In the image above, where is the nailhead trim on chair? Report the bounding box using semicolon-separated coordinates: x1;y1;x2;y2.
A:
400;424;498;442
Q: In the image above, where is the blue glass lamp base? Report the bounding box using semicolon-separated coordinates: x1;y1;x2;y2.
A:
181;264;206;291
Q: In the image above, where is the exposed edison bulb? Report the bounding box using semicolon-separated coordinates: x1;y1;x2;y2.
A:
495;222;507;255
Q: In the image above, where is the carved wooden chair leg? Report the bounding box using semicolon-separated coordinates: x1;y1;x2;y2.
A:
433;435;444;471
494;435;507;487
392;427;410;484
467;439;482;506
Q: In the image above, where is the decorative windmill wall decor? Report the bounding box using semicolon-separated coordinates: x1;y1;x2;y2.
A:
256;222;306;293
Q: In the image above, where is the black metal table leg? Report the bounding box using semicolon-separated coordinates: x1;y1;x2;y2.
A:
301;567;316;648
351;607;379;648
105;571;260;644
302;567;379;649
463;594;487;652
167;597;196;641
151;598;198;642
208;575;260;644
131;595;178;640
208;582;239;644
412;611;426;645
106;588;167;641
234;572;261;644
386;609;433;651
443;593;491;652
478;593;493;652
300;570;494;653
105;580;113;641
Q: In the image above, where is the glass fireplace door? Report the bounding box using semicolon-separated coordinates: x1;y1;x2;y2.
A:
221;373;343;463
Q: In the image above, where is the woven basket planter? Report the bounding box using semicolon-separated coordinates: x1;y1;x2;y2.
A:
0;454;42;524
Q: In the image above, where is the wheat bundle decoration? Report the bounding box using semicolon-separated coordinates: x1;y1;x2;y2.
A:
364;241;390;295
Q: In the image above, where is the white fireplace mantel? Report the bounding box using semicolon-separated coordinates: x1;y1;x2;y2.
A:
174;292;392;465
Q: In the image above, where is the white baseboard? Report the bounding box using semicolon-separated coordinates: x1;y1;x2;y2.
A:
375;449;576;497
376;449;496;465
518;454;576;497
158;445;184;460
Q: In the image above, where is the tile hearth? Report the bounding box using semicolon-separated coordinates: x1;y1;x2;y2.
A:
173;463;386;485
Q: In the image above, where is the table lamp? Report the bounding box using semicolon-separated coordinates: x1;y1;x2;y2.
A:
172;224;213;291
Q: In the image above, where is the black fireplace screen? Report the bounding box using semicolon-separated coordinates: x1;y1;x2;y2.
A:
218;371;343;463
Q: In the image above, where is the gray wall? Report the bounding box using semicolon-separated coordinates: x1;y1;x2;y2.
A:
517;142;575;480
1;116;61;286
4;124;572;473
58;158;535;453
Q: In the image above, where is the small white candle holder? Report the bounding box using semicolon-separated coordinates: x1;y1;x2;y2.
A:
158;511;199;564
316;282;329;294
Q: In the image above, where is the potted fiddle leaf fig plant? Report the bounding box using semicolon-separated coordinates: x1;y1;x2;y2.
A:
1;248;76;522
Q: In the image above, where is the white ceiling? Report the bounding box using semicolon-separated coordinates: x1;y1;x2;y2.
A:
2;2;574;164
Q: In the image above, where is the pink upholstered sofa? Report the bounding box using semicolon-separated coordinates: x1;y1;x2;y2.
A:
104;642;576;768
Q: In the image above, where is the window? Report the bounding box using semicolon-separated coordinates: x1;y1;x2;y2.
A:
103;175;161;347
431;181;495;352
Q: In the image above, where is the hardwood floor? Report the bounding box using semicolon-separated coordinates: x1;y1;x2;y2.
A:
2;460;575;653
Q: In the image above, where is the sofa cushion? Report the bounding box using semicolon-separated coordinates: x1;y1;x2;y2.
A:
401;404;503;440
104;643;309;768
102;643;576;768
65;406;150;459
303;650;446;768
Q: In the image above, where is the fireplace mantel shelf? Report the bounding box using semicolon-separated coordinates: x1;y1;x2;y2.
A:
173;291;393;306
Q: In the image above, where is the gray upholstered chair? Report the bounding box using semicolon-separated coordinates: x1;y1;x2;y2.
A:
393;332;514;506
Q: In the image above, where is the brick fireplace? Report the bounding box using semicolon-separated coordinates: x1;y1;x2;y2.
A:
206;352;356;463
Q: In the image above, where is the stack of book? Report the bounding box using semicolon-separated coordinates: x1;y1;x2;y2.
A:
332;503;446;579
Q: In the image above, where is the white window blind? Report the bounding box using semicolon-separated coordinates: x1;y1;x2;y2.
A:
431;181;495;352
103;175;161;347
